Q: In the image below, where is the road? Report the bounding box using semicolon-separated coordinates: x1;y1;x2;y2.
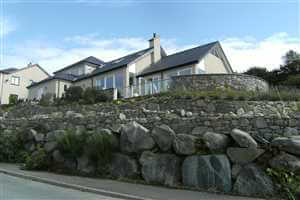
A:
0;173;123;200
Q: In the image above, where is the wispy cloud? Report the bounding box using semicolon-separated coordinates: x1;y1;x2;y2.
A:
1;32;300;74
221;32;300;72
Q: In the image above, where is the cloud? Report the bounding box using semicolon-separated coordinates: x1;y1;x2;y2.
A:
221;32;300;72
1;32;300;75
0;18;16;37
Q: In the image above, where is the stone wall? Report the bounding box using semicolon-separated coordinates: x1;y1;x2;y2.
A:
170;74;269;92
1;98;300;198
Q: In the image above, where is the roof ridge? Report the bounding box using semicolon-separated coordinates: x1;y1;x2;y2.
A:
163;41;218;59
106;47;153;63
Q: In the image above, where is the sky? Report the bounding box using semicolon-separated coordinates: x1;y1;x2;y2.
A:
0;0;299;74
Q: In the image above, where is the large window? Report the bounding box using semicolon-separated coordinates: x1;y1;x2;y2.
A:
152;76;161;94
11;76;20;86
115;72;124;89
96;78;105;89
106;75;114;89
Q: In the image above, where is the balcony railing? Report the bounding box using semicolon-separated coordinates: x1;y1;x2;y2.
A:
116;79;173;99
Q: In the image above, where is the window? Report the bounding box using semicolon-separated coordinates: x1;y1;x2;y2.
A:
64;85;68;91
96;78;105;90
152;76;161;94
11;76;20;86
78;67;84;75
106;75;114;89
115;72;124;89
178;68;192;76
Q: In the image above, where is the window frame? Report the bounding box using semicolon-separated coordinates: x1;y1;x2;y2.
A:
11;76;20;86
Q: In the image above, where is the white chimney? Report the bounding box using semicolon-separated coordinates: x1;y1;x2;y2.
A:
149;33;161;64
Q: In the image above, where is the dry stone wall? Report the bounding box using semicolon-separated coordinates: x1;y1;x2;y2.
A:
1;98;300;198
171;74;269;92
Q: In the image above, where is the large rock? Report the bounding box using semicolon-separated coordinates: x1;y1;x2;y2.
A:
52;150;65;163
173;134;196;155
152;124;175;152
120;121;155;153
139;151;181;187
233;164;274;197
231;129;257;149
182;155;231;192
202;132;230;152
283;127;298;137
65;111;84;118
227;147;265;164
271;137;300;156
46;130;65;142
34;133;44;142
269;152;300;173
110;153;139;178
44;141;58;153
77;155;94;174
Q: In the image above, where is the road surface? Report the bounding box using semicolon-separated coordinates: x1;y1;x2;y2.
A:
0;173;123;200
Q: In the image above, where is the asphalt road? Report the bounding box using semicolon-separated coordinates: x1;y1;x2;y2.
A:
0;173;123;200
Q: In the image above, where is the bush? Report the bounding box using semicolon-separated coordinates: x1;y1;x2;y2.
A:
267;168;300;200
83;87;112;104
39;93;54;106
0;131;26;163
57;129;86;160
85;130;118;175
9;95;18;105
24;146;49;170
64;86;83;102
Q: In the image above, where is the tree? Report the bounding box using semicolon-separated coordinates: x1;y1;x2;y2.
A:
244;67;270;81
282;50;300;65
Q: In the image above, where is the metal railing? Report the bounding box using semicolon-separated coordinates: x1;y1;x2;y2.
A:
116;79;173;99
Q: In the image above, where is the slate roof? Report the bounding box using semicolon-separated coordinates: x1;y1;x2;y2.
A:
27;73;78;88
54;56;105;74
137;41;219;77
0;68;19;74
76;47;154;81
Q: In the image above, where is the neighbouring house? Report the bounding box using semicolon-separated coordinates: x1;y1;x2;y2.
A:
0;64;50;104
27;56;105;100
28;33;233;100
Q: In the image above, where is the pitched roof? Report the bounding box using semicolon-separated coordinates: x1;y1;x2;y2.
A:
27;73;77;88
137;41;219;77
0;68;19;74
0;64;50;77
76;47;153;81
54;56;105;74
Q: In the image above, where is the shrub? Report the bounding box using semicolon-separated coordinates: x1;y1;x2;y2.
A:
64;86;83;102
24;146;49;170
83;87;112;104
267;168;300;200
9;95;18;105
39;93;54;106
85;130;118;175
0;131;25;163
57;129;86;160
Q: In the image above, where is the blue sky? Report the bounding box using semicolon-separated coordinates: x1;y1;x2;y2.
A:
1;0;300;73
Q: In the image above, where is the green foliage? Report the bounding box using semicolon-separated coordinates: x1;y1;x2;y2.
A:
85;131;118;166
64;86;83;102
39;93;54;106
267;168;300;200
24;146;49;170
0;130;26;163
83;87;111;104
9;95;18;105
57;129;86;160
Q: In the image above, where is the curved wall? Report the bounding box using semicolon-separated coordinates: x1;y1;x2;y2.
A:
170;74;269;92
